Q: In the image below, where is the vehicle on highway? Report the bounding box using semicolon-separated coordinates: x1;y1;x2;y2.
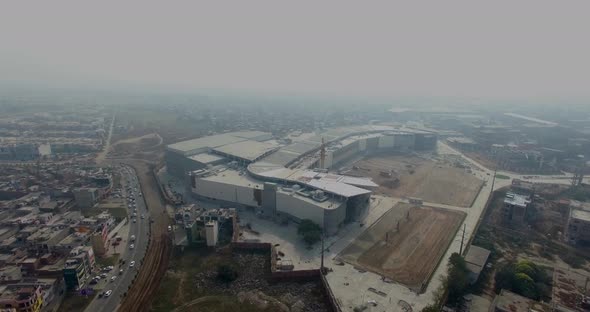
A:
132;212;137;217
129;261;135;268
167;226;172;232
130;235;136;242
132;218;137;223
111;276;117;282
104;290;113;297
129;244;134;249
141;214;145;219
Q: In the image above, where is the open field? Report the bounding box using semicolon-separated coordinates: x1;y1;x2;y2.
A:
349;155;483;207
337;203;465;291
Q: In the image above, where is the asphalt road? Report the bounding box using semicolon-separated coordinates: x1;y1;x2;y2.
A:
85;165;151;312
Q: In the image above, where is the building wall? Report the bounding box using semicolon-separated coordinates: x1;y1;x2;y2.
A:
261;183;277;218
193;179;261;208
378;135;395;148
393;133;416;150
275;192;325;228
165;150;206;178
331;141;360;167
566;215;590;244
323;202;347;235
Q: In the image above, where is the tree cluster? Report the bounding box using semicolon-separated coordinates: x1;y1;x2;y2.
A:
297;219;322;246
494;260;551;300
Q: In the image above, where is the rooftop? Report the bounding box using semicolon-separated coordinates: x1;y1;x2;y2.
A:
167;131;273;156
504;192;530;208
212;140;278;162
571;209;590;222
188;153;225;164
464;245;490;268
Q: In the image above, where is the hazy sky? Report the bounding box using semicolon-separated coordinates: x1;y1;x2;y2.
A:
1;1;589;98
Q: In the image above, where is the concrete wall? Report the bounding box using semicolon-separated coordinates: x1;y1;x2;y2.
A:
323;202;347;235
276;192;325;227
165;150;206;178
378;135;394;148
194;179;261;208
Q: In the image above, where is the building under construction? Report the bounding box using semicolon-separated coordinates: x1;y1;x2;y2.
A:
166;125;437;235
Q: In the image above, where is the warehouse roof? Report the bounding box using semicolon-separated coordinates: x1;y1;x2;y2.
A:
166;131;273;156
465;245;490;268
188;153;225;164
571;209;590;222
167;134;246;155
213;140;278;162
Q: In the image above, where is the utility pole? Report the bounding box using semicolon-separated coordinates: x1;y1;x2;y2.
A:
459;223;467;255
490;168;497;195
320;234;325;274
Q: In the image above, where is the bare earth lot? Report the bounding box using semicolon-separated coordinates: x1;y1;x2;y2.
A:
349;155;483;207
337;203;465;291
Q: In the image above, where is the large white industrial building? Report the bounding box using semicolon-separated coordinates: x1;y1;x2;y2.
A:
166;126;437;235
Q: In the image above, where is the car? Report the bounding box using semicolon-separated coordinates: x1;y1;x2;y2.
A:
119;269;124;275
90;279;98;285
129;261;135;268
130;235;136;241
167;226;172;232
133;212;137;217
132;218;137;223
100;273;108;278
104;290;113;297
111;276;117;282
141;214;145;219
129;244;134;249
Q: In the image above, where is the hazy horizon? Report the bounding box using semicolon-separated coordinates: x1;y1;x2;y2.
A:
1;1;590;99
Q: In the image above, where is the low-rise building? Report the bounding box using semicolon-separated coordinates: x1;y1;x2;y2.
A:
502;192;531;224
73;188;99;209
464;245;490;284
0;284;43;312
490;289;551;312
565;200;590;245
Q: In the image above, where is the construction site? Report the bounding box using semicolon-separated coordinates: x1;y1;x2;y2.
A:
346;155;484;207
337;203;465;291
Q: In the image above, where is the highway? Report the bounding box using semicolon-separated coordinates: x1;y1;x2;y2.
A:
85;164;150;312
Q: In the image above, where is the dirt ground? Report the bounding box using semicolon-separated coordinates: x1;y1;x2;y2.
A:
337;203;465;291
349;155;483;207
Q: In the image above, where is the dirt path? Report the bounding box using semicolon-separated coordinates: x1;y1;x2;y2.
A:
170;296;228;312
95;112;116;164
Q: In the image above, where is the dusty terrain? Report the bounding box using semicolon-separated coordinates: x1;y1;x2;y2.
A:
337;203;465;291
152;248;329;312
349;155;483;207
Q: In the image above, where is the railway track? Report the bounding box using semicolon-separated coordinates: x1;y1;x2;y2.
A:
117;161;171;312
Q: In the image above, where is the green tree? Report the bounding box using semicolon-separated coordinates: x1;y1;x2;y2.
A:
446;253;470;306
297;219;322;246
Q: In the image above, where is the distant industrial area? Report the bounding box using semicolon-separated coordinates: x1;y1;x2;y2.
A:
0;91;589;312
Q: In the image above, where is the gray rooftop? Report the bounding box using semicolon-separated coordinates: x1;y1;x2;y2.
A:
213;140;278;162
465;245;490;267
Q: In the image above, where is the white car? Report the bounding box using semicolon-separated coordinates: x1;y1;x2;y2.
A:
104;290;113;297
111;276;117;282
129;244;134;249
141;214;145;219
129;261;135;268
132;218;137;223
